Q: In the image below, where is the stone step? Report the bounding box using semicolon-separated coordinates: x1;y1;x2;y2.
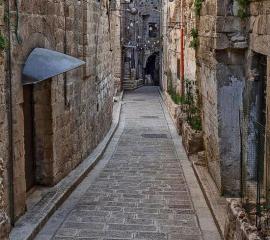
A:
123;79;145;91
123;81;134;84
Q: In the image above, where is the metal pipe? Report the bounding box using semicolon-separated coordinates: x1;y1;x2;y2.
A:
6;0;15;225
180;27;184;96
180;0;185;96
63;0;69;107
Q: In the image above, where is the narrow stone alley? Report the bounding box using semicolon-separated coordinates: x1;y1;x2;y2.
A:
34;87;220;240
2;0;270;239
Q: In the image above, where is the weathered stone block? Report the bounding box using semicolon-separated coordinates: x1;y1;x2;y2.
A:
216;16;242;33
224;199;262;240
182;121;204;155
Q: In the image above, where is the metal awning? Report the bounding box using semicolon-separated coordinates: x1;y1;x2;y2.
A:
22;48;85;85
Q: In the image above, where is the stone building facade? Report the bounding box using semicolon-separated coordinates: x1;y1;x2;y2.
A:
196;0;270;198
162;0;270;237
0;0;120;237
162;0;197;94
162;0;249;196
162;2;181;92
122;0;161;89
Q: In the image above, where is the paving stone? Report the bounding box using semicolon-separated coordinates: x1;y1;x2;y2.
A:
125;218;153;225
77;230;133;238
39;87;212;239
107;224;157;232
54;237;74;240
61;222;105;230
135;232;168;240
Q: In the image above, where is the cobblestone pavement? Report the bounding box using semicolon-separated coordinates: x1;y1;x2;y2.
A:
36;87;220;240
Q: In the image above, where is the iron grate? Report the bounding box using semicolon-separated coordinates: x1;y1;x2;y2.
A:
140;116;160;119
141;134;168;139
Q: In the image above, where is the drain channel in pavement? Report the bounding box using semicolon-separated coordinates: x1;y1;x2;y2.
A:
132;98;147;101
140;116;160;119
141;133;168;139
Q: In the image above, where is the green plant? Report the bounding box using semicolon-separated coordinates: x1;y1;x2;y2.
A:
188;112;202;131
184;78;202;131
167;77;202;131
237;0;249;19
194;0;203;16
167;71;185;105
189;28;199;49
0;33;7;51
4;11;9;24
170;90;186;105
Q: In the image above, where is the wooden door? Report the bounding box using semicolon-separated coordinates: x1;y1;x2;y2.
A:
23;85;35;192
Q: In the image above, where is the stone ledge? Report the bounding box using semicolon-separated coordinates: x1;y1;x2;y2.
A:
191;157;227;239
182;122;204;155
160;90;184;134
160;90;204;154
9;99;123;240
224;199;262;240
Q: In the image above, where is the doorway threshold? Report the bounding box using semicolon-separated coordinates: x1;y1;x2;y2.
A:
26;186;51;212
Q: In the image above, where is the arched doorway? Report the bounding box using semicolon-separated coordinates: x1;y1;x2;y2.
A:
145;52;160;86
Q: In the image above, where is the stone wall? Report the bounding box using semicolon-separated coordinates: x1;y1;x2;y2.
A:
0;1;10;239
249;0;270;56
196;0;221;191
111;0;122;93
162;0;246;196
164;2;181;92
162;0;197;95
6;0;117;221
184;0;197;84
163;91;183;133
197;0;246;196
161;0;270;236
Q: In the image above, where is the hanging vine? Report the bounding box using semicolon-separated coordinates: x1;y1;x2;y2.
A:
0;33;7;51
194;0;203;16
237;0;249;19
189;28;199;49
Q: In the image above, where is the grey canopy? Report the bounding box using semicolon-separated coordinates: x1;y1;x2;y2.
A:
22;48;85;85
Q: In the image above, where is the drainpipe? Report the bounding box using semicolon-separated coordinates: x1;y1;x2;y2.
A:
180;0;185;96
6;0;15;225
64;0;68;107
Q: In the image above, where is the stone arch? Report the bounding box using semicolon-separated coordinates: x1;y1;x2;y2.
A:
144;52;160;86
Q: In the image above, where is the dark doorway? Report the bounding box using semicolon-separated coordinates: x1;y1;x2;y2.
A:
23;85;35;192
145;53;160;86
23;80;54;193
244;52;267;182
